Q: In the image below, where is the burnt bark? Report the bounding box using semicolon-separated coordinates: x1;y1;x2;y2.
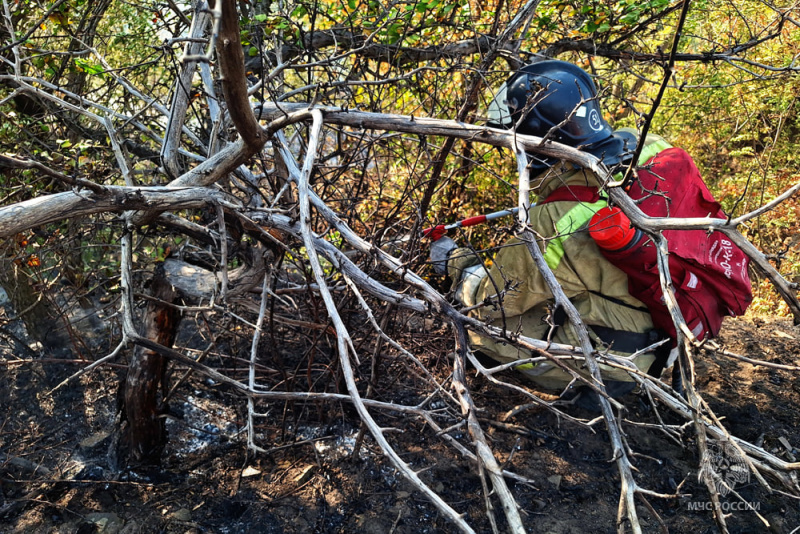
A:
123;266;180;464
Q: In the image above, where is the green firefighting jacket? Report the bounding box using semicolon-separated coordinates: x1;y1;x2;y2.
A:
447;130;673;390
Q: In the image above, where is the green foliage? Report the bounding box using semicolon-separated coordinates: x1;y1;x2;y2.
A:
626;13;799;314
1;0;798;314
535;0;672;36
73;58;106;78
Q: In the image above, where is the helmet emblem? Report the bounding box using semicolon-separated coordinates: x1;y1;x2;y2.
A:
588;109;603;131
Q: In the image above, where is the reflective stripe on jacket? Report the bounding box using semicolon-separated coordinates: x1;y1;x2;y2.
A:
447;131;671;390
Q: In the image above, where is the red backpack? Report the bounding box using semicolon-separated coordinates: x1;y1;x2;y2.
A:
544;147;753;340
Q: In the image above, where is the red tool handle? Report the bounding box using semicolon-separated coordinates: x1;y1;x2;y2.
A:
422;225;447;241
458;215;488;228
422;207;521;240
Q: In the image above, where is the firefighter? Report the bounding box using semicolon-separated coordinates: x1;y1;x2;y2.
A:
430;60;674;408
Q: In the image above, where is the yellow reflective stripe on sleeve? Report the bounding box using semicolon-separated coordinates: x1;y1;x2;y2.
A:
543;200;607;270
638;139;672;165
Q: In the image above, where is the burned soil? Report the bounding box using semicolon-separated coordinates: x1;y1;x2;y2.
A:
1;314;799;534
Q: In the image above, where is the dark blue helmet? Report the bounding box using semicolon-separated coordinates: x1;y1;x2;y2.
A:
487;60;636;169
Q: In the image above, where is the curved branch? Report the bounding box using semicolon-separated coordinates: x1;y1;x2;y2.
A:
216;0;263;151
0;185;240;238
161;3;211;178
511;148;644;534
247;32;520;71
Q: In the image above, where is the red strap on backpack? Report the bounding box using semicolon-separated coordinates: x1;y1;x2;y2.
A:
540;185;601;204
536;148;753;341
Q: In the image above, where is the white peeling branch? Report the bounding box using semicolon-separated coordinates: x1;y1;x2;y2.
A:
257;103;603;170
102;116;135;186
649;233;729;530
246;271;271;454
118;227;139;341
450;323;527;534
294;110;478;534
0;186;240;238
161;4;211;177
515;142;531;226
183;0;222;62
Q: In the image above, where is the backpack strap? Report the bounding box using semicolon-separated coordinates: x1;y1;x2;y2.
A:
539;185;601;205
539;137;673;206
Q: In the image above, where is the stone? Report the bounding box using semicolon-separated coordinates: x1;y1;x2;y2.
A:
84;512;124;534
79;431;112;452
242;466;261;477
170;508;192;522
546;475;562;489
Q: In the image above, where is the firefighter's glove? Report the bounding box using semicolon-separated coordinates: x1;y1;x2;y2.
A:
430;236;457;275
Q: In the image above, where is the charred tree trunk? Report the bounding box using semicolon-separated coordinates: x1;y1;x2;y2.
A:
123;266;180;464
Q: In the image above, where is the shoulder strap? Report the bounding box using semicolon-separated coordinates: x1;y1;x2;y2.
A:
540;185;601;205
540;139;673;206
